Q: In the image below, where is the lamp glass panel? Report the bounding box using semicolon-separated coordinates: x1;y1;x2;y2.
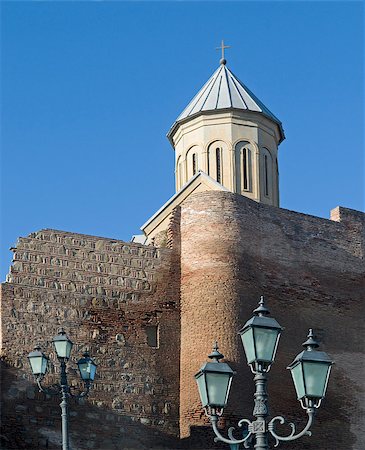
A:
290;363;305;399
206;372;231;407
241;328;255;363
196;373;208;407
29;355;48;375
54;340;73;359
89;363;97;381
78;361;97;381
253;328;279;362
303;362;330;398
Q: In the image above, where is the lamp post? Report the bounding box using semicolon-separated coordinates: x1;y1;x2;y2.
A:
195;296;333;449
28;329;97;450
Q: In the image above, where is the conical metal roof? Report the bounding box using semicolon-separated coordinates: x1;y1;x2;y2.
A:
168;63;284;143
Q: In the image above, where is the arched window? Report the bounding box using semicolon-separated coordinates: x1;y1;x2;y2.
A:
235;142;252;193
186;146;202;181
216;148;221;183
208;141;226;184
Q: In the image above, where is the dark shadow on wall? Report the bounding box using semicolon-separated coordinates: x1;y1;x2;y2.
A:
1;358;357;450
0;360;228;450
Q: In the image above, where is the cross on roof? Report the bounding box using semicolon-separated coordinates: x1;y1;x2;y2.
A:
216;39;231;64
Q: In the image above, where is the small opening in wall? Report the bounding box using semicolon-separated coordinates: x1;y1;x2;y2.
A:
264;154;269;196
216;147;221;183
146;325;159;348
192;153;197;175
243;148;248;191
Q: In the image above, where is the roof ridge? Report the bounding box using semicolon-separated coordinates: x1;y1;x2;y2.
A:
226;66;262;112
177;66;221;120
222;65;233;107
215;75;223;109
229;67;281;122
201;68;221;111
229;72;249;109
184;76;215;118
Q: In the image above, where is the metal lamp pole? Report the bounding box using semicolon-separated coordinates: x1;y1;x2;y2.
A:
195;297;333;449
28;330;97;450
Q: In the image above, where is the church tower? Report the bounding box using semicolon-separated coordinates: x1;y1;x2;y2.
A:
140;48;286;243
167;54;285;207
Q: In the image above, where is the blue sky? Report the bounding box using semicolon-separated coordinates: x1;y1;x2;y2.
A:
1;1;364;281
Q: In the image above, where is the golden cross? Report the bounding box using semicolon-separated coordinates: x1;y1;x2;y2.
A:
216;39;231;62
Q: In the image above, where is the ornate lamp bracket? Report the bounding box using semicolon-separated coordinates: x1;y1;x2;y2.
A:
36;376;62;396
268;408;315;447
69;381;91;399
210;414;253;446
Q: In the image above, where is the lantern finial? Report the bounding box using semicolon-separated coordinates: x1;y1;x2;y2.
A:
253;296;270;316
209;341;224;362
302;329;319;351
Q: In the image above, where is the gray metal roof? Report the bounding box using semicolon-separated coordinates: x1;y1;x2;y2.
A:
168;63;284;142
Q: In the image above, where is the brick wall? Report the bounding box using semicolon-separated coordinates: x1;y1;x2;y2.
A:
179;191;364;449
1;193;364;450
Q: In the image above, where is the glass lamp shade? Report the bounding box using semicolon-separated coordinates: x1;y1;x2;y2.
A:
288;330;333;409
53;330;73;359
77;352;97;382
195;361;234;409
28;346;48;376
239;316;282;371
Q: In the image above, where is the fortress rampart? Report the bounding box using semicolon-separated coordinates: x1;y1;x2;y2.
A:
0;193;364;449
0;229;180;449
179;191;364;448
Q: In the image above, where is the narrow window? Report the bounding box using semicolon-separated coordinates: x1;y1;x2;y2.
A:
192;154;197;175
146;325;159;348
243;148;248;190
216;147;221;183
264;154;269;196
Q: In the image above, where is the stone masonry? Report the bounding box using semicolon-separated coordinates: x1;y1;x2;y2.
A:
1;229;181;449
1;192;364;450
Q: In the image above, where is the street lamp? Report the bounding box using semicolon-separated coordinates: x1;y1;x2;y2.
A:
239;296;282;374
28;329;97;450
287;328;332;409
195;297;333;449
195;342;235;412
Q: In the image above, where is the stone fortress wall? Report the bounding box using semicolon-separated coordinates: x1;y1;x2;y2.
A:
1;192;364;450
0;229;181;449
